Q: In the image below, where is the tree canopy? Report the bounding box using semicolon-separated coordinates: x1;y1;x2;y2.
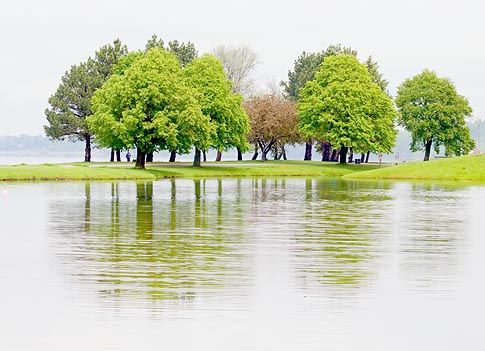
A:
88;48;213;168
297;55;397;164
211;44;258;96
44;59;100;162
145;34;198;68
184;54;250;161
395;69;475;161
244;95;299;161
44;39;128;161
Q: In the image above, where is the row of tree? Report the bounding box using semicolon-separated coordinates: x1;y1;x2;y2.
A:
44;38;476;167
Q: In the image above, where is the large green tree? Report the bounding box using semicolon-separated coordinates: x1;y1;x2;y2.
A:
395;70;475;161
44;59;100;162
281;44;357;160
297;55;397;164
44;39;128;162
88;49;213;169
184;54;250;164
145;34;198;162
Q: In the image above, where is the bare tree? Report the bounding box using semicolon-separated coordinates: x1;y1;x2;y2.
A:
211;44;258;97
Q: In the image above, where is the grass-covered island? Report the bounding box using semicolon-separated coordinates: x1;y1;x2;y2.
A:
1;154;484;182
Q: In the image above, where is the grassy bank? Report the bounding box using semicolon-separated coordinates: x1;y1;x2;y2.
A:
343;154;485;181
0;160;376;181
0;163;155;181
4;156;483;182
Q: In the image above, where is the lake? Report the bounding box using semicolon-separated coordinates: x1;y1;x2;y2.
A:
0;178;484;350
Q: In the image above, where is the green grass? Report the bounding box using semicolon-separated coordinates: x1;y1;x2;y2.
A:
0;160;377;181
5;156;483;182
0;163;155;181
343;154;485;181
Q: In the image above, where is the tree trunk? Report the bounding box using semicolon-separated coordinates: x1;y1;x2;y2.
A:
282;147;287;160
339;146;348;165
146;152;153;162
169;150;176;162
252;144;259;160
84;135;91;162
135;148;146;169
252;151;258;160
361;153;366;163
304;140;312;160
424;140;432;161
322;141;331;161
110;149;115;162
330;149;339;162
237;147;243;161
193;148;201;167
348;148;354;163
365;151;370;163
203;150;207;162
116;149;121;162
261;150;268;162
215;150;222;162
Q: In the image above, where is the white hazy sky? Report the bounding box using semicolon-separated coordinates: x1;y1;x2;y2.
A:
0;0;484;135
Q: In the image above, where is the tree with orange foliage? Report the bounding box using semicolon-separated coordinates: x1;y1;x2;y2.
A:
244;95;300;161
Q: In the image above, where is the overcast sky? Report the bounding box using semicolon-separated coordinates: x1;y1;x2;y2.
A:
1;0;484;135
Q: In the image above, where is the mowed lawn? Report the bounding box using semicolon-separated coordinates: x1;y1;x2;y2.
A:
344;154;485;181
0;160;378;181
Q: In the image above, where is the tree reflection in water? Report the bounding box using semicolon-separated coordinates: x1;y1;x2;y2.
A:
48;180;250;313
294;179;394;295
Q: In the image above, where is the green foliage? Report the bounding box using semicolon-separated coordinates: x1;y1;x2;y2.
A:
297;55;397;163
184;54;250;153
282;51;325;100
44;59;99;142
93;39;129;80
145;34;198;68
282;44;357;100
395;70;475;160
365;56;389;94
44;39;129;161
88;48;214;168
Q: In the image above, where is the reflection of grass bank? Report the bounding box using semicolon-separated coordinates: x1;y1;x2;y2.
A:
0;160;377;181
344;154;485;181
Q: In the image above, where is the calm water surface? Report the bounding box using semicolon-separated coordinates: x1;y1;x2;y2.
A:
0;178;484;350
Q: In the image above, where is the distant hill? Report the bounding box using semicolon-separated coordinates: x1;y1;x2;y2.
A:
0;135;84;153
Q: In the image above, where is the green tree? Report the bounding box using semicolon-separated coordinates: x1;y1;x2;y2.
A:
145;34;198;67
93;39;129;161
365;55;389;94
88;49;213;169
297;55;397;164
44;59;100;161
282;44;357;160
145;34;198;162
184;54;250;163
395;70;475;161
44;39;128;162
